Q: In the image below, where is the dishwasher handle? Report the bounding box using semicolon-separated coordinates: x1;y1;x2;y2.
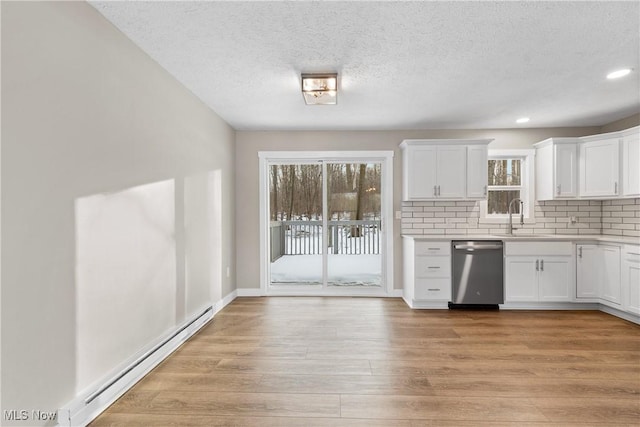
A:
454;243;503;251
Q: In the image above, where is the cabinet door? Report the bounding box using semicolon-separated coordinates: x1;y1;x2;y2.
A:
622;132;640;196
466;145;488;198
576;245;600;299
436;146;466;198
538;257;572;301
580;138;620;197
405;146;438;199
600;245;621;305
555;144;578;197
622;250;640;315
505;257;538;301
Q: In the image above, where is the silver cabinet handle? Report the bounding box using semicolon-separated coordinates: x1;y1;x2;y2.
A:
437;185;441;196
483;185;487;196
557;185;561;195
536;259;539;271
427;266;441;269
434;185;437;196
427;288;441;291
540;259;544;271
427;248;440;251
578;247;583;258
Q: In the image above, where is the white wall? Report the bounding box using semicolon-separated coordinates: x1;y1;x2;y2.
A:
235;128;602;292
1;2;235;425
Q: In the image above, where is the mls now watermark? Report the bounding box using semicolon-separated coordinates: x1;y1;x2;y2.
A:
4;409;58;422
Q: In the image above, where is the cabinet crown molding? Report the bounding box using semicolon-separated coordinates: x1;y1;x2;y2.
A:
533;137;581;148
400;139;493;149
579;125;639;143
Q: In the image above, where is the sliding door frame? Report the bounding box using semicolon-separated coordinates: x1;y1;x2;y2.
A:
258;150;394;296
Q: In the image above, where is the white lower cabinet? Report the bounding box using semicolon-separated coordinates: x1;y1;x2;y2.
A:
621;245;640;315
576;243;625;309
600;245;621;306
505;242;573;303
576;244;600;299
403;238;451;307
505;258;538;301
505;256;572;302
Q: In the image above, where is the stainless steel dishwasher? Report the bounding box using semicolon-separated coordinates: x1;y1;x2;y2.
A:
450;240;504;308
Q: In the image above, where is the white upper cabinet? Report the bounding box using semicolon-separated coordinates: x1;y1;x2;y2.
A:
534;138;579;200
405;145;438;199
467;145;489;198
534;126;639;201
622;127;640;196
579;136;620;198
434;145;466;199
400;139;492;201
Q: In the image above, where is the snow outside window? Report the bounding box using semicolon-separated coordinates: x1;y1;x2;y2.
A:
480;149;535;224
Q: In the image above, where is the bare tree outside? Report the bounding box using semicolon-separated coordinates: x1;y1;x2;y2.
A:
269;163;380;221
487;159;522;214
268;161;383;287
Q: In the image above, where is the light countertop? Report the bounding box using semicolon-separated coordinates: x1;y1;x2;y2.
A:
402;233;640;246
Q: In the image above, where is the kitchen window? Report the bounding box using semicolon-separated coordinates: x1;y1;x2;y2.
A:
480;149;535;223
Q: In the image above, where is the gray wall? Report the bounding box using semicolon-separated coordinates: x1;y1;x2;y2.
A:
600;113;640;133
1;2;235;424
235;127;604;291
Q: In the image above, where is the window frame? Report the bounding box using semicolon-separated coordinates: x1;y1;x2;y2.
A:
479;149;536;224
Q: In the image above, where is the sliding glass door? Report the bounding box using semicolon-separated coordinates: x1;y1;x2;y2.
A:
262;152;391;295
269;162;324;286
326;162;381;287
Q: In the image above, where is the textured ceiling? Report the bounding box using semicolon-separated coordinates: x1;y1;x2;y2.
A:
90;1;639;131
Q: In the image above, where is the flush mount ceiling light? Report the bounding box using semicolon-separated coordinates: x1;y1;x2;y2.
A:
301;73;337;105
516;117;530;124
607;68;632;79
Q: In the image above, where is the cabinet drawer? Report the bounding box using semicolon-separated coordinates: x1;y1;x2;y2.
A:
415;256;451;278
415;241;451;256
415;278;451;300
505;241;573;256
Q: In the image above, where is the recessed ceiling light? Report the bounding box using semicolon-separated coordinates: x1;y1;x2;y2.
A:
516;117;530;124
607;68;632;79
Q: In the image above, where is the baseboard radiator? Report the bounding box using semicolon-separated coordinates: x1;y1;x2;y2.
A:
58;306;214;427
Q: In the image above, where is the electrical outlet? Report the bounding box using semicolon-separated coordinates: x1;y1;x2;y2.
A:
570;216;577;224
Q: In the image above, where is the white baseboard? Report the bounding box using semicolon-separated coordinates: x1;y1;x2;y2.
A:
57;288;241;427
501;302;600;310
599;304;640;325
237;288;263;297
214;289;238;314
403;297;449;309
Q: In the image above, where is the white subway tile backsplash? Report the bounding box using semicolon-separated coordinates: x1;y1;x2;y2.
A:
401;198;640;237
612;199;636;205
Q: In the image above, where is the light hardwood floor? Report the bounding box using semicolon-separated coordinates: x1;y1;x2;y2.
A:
91;297;640;426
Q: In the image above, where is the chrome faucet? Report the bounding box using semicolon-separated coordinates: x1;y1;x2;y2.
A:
508;198;524;235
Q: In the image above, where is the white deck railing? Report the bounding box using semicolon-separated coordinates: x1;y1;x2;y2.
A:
270;220;381;261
